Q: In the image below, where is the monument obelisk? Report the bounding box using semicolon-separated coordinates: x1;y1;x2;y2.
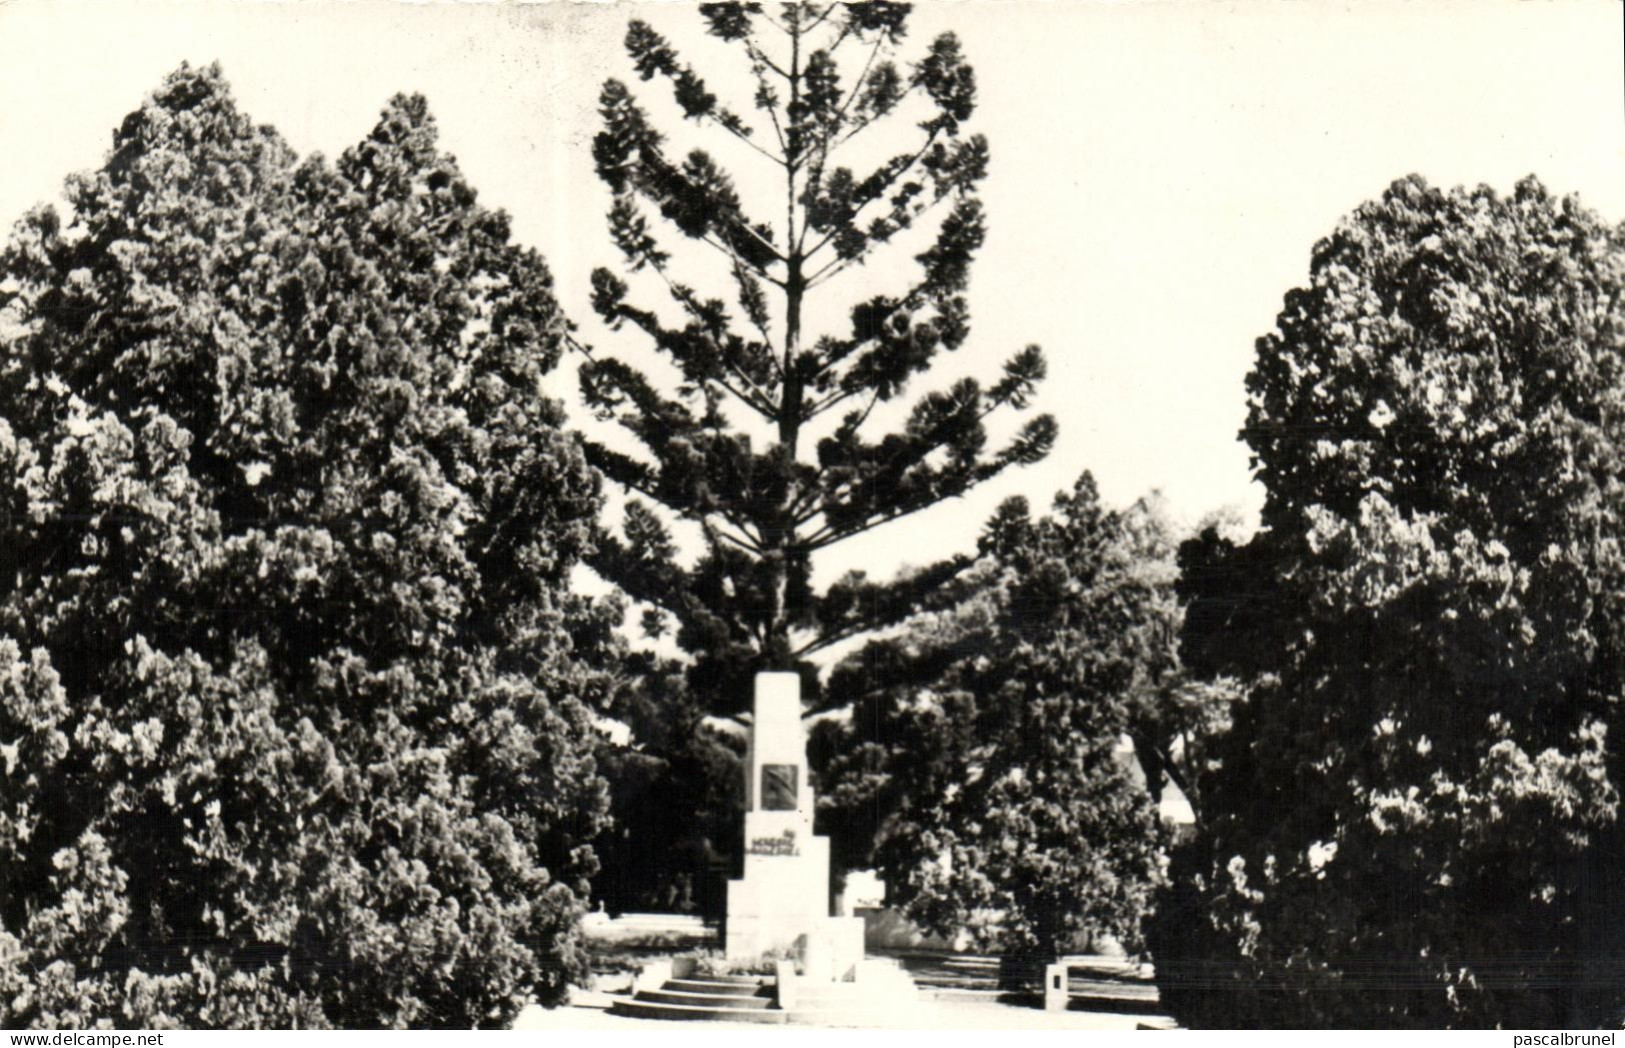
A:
725;672;863;976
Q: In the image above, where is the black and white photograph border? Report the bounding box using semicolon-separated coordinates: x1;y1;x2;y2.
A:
0;0;1623;1038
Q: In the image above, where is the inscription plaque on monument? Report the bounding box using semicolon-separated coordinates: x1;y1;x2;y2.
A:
761;763;798;810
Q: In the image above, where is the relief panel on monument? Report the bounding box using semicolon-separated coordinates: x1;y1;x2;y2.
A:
761;763;798;811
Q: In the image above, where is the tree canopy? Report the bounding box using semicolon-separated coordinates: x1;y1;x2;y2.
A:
814;475;1201;959
1152;175;1625;1028
0;64;616;1028
578;1;1055;713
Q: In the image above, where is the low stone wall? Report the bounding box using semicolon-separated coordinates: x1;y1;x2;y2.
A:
581;911;718;948
855;907;964;952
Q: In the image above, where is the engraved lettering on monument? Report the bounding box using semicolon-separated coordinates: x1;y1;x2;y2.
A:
746;828;799;856
761;763;798;811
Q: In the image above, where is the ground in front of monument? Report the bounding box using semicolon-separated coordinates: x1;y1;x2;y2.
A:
516;987;1170;1031
515;919;1175;1031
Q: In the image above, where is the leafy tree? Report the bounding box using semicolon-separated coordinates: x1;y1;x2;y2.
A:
590;656;743;916
579;1;1056;713
0;65;617;1028
1150;175;1625;1028
814;475;1198;963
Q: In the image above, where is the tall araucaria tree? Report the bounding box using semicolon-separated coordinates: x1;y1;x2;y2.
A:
0;65;617;1029
579;2;1056;712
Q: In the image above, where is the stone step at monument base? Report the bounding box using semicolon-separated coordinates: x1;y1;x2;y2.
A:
637;988;776;1009
610;958;925;1027
666;975;765;990
609;997;790;1024
609;977;786;1024
777;958;922;1026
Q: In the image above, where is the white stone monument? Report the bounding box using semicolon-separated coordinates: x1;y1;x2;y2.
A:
725;672;864;979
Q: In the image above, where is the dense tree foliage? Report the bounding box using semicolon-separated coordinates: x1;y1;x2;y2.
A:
814;475;1207;960
579;1;1055;714
0;65;617;1028
1151;176;1625;1028
590;657;742;916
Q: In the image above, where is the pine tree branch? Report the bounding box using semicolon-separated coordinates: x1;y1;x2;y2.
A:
583;443;665;506
641;165;787;267
642;254;784;419
807;433;1046;552
580;355;704;461
802;130;943;265
789;500;825;531
562;329;596;361
823;626;987;714
732;257;779;348
806;2;841;36
703;514;766;557
759;8;790;36
803;381;1045;551
804;253;849;289
788;468;834;527
832;79;925;149
836;35;887;126
822;18;855;55
741;39;793;159
810;208;991;393
796;31;878;258
794;554;975;657
804;181;955;291
804;385;860;421
695;414;773;549
699;230;787;284
625;20;787;168
589;432;771;550
696;194;788;269
801;492;947;552
764;102;790;158
589;530;691;613
793;621;866;658
719;122;789;167
712;373;773;422
742;36;792;81
805;382;883;428
619;133;787;267
802;7;886;230
614;285;780;423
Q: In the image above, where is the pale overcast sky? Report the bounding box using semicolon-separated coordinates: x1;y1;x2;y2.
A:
1;0;1622;587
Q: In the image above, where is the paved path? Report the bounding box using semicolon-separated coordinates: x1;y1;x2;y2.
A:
544;940;1177;1030
514;988;1174;1031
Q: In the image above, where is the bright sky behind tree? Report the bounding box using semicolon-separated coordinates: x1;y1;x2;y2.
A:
2;0;1621;588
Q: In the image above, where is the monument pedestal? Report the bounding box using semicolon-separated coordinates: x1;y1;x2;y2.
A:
724;673;864;980
613;671;919;1023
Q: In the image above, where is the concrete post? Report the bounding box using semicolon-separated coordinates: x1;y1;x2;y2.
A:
1043;963;1069;1012
775;959;799;1011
